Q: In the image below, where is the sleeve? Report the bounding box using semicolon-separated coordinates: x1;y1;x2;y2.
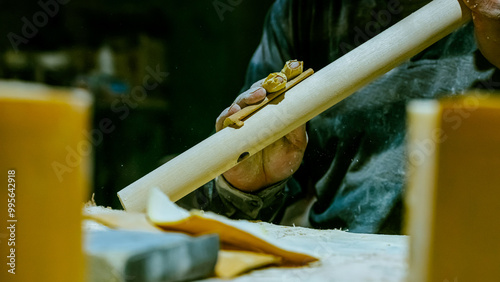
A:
213;176;289;221
176;176;290;223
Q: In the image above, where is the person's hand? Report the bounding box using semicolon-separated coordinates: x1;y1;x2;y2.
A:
216;79;307;192
463;0;500;68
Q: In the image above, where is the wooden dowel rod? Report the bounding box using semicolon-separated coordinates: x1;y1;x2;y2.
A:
118;0;470;212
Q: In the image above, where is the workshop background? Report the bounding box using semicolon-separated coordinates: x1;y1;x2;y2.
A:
0;0;273;208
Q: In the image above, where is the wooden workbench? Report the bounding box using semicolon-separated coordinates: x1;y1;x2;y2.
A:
84;208;408;281
199;222;408;282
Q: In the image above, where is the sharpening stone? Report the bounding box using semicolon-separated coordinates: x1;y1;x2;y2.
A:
85;230;219;282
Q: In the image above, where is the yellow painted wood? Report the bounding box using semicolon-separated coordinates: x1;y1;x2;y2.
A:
0;81;92;282
406;93;500;282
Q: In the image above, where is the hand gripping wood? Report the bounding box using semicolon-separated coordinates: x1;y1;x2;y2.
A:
118;0;471;212
223;68;315;128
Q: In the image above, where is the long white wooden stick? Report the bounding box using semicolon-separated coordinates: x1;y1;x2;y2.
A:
118;0;470;212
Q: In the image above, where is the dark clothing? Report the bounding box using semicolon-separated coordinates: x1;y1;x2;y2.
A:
178;0;499;234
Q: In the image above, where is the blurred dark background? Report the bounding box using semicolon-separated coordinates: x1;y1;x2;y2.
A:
0;0;274;208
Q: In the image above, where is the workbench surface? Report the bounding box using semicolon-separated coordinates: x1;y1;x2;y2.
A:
200;222;408;282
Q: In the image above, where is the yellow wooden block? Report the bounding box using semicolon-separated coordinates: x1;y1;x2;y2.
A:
0;81;92;282
405;93;500;282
